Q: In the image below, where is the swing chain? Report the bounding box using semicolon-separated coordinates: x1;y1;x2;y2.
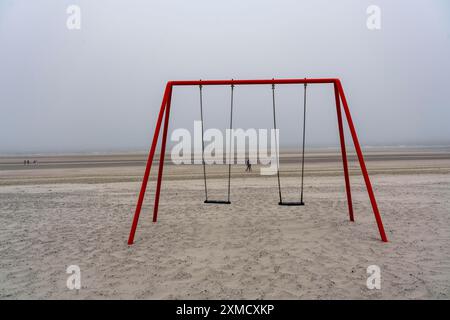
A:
198;80;208;201
227;80;234;202
300;81;307;204
271;81;282;203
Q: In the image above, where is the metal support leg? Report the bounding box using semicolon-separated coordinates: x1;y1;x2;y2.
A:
127;84;171;245
152;85;173;223
334;83;354;222
336;80;387;242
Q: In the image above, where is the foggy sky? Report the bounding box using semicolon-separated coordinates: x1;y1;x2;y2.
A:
1;0;449;154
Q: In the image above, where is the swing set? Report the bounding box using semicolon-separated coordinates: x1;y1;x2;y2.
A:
127;78;388;244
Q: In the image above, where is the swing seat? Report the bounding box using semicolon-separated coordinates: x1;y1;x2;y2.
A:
278;201;305;206
204;200;231;204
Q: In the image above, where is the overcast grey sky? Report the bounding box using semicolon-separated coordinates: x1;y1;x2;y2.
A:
0;0;449;154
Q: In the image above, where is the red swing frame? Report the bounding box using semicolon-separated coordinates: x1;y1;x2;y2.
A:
127;78;388;244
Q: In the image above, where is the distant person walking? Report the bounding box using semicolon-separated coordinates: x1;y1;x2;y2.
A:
245;158;252;172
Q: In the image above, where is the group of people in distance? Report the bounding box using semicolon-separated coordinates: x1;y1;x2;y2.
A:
23;160;38;165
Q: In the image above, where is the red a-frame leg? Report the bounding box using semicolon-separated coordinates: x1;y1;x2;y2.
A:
127;84;171;245
335;80;388;242
334;83;354;222
152;85;173;223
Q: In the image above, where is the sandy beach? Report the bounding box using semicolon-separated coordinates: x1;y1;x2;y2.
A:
1;147;450;299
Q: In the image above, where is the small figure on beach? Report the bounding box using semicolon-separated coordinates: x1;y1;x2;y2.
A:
245;158;252;172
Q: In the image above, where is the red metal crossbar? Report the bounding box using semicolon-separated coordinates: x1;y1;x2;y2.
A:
127;78;388;244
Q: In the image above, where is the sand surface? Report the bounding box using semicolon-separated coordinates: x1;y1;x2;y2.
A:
1;148;450;299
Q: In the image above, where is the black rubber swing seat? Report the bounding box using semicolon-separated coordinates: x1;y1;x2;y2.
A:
204;200;231;204
278;201;305;206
